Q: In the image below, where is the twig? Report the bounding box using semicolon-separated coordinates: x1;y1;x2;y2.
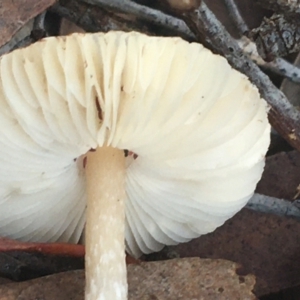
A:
51;0;154;34
180;2;300;152
264;58;300;82
31;12;47;40
0;20;34;56
79;0;195;40
250;14;300;60
247;193;300;221
223;1;300;83
238;37;300;83
223;0;249;35
0;12;49;55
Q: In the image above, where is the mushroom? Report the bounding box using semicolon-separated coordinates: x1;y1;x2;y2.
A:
0;31;270;299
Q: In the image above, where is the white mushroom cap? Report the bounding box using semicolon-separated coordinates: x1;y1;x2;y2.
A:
0;31;270;256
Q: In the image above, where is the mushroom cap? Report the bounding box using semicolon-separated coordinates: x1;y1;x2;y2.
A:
0;32;270;256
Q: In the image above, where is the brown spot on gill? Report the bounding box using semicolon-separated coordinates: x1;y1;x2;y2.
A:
95;97;103;121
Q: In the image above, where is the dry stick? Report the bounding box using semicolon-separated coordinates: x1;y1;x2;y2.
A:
79;0;194;40
51;1;153;34
31;12;47;39
222;1;300;84
180;2;300;152
238;37;300;83
52;1;194;40
223;1;300;84
262;58;300;84
0;20;34;55
223;0;249;35
247;194;300;221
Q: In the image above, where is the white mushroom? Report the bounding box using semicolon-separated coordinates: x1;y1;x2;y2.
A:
0;31;270;300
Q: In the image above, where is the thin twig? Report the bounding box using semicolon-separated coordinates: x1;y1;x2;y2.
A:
238;37;300;83
265;58;300;82
247;193;300;221
0;20;34;56
223;1;300;83
223;0;249;35
51;1;153;34
31;12;47;39
79;0;195;40
180;2;300;152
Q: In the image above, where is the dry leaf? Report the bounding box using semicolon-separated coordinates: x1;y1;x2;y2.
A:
0;0;56;48
151;208;300;296
0;270;84;300
128;258;256;300
256;150;300;200
0;258;256;300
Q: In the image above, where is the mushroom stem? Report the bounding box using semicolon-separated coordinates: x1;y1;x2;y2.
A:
85;146;127;300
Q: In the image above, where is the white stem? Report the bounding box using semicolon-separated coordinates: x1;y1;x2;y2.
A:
85;146;127;300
